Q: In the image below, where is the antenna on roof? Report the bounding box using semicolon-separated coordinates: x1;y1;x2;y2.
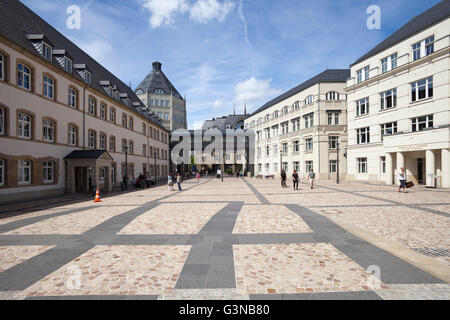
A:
129;81;132;89
244;99;247;116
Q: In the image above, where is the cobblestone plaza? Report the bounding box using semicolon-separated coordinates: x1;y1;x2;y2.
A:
0;178;449;300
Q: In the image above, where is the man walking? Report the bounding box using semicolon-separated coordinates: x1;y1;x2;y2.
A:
308;169;315;189
281;169;287;188
292;170;299;190
177;173;183;191
398;167;407;193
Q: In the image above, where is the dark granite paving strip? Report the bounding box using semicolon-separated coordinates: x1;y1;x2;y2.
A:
231;233;318;244
242;178;271;204
0;239;95;291
286;204;444;285
0;206;97;234
104;234;190;246
26;294;159;300
0;235;77;246
154;178;213;203
176;202;244;290
305;202;450;209
314;183;450;218
250;291;382;300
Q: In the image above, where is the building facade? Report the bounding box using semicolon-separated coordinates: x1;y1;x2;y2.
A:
135;62;187;131
346;1;450;188
245;69;350;180
0;0;170;203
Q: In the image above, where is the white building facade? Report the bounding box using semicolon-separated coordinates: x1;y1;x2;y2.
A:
346;2;450;188
245;70;350;180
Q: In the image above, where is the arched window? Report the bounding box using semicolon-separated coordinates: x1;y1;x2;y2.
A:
68;87;78;108
109;136;116;152
154;89;165;94
88;130;96;149
99;133;106;150
326;91;340;101
18;112;32;139
88;96;97;116
43;75;55;100
43;118;55;143
17;63;31;90
18;159;32;185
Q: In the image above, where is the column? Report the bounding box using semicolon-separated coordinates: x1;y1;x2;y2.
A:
426;149;436;187
385;153;393;185
441;149;450;189
396;152;404;186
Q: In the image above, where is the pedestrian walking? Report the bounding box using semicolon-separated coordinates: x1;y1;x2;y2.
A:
307;169;315;189
236;170;240;179
292;170;299;190
177;173;183;191
196;172;200;183
281;169;287;188
398;167;407;193
168;173;175;191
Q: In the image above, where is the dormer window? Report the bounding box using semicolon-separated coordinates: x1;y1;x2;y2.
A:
74;64;92;85
84;71;92;84
64;57;72;73
53;50;73;73
42;42;52;61
154;89;165;94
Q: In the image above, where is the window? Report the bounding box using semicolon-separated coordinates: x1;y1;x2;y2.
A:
0;159;4;186
100;133;106;150
391;53;398;70
0;107;5;135
281;122;289;135
264;128;270;139
143;144;147;156
381;57;388;74
68;126;77;146
305;138;313;151
292;118;300;132
109;136;115;152
357;127;370;144
282;143;288;154
18;112;31;139
122;139;127;153
357;158;368;174
88;130;96;149
273;163;278;173
293;162;299;172
305;95;314;105
357;69;363;83
88;97;96;116
273;145;278;157
110;108;115;123
18;160;32;184
326;91;339;101
282;162;288;172
294;101;300;110
273;110;279;118
42;76;54;100
327;112;340;125
411;77;433;102
329;160;337;173
293;140;300;153
122;114;127;127
425;35;434;56
43;161;54;183
42;42;52;61
283;106;289;115
381;157;386;174
380;89;397;110
265;114;270;122
100;104;106;120
99;167;106;181
356;65;370;83
129;117;134;130
265;146;270;157
265;163;270;173
17;63;31;90
412;41;421;61
304;113;314;128
364;66;370;80
272;125;279;137
43;119;55;142
128;141;134;154
411;115;433;132
64;57;72;73
257;147;261;158
258;164;262;173
329;136;339;149
380;122;398;140
305;161;313;173
84;71;92;84
0;53;4;81
413;36;434;61
142;123;147;136
68;88;77;108
154;89;165;94
356;97;369;116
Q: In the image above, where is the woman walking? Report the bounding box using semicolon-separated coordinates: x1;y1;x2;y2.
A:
197;172;200;183
398;167;407;193
307;169;315;189
292;170;299;190
281;170;287;188
168;173;174;191
177;173;183;191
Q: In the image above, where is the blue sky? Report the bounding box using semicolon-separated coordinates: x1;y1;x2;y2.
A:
21;0;441;129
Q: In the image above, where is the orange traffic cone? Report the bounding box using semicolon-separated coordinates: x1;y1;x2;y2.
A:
93;188;102;202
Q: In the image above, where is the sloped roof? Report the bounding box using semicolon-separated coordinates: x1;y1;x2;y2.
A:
351;0;450;66
202;114;247;131
250;69;350;116
64;150;113;160
0;0;165;130
135;62;183;99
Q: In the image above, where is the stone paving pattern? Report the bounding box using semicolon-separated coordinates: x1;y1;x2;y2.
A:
0;178;449;300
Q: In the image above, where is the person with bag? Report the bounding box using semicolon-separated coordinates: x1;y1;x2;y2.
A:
177;173;183;191
398;167;407;193
308;169;315;189
292;170;300;191
168;173;175;191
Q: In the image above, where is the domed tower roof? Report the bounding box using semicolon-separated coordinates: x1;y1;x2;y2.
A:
135;61;183;99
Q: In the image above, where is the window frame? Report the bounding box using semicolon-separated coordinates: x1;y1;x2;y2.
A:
0;53;4;81
356;97;369;116
99;103;106;120
411;77;433;102
17;112;32;139
18;159;32;185
329;160;337;174
88;96;97;116
380;122;398;140
357;127;370;145
17;63;31;91
0;159;4;186
0;107;5;136
68;125;77;146
43;74;55;100
42;42;52;61
42;118;55;143
305;138;313;151
43;161;54;184
411;114;433;132
329;136;339;149
109;136;116;152
88;130;96;149
68;87;78;108
357;158;368;174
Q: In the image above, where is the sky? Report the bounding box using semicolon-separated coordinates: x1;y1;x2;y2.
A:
21;0;442;129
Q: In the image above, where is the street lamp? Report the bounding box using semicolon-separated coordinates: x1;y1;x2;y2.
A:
280;149;283;176
222;152;225;183
154;151;157;186
124;145;128;190
336;141;340;184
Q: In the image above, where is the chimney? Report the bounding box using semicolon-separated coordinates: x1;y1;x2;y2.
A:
152;61;162;71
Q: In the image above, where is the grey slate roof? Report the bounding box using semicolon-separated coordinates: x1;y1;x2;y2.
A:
0;0;165;130
64;150;113;160
202;114;247;131
351;0;450;66
135;61;183;99
250;69;350;116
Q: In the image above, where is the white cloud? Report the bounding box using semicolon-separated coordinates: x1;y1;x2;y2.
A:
212;98;225;109
190;0;235;23
192;120;204;130
233;77;279;111
142;0;189;28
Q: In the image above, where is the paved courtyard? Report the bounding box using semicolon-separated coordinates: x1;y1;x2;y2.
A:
0;178;449;300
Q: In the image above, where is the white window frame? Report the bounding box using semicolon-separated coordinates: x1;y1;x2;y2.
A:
380;88;397;110
381;156;386;174
293;140;300;153
68;126;77;146
282;143;288;155
305;161;313;173
411;115;433;132
356;97;369;116
100;134;106;150
305;138;313;151
0;53;4;81
84;71;92;84
68;88;77;108
305;95;314;105
326;91;339;101
293;161;299;172
412;35;434;61
411;77;433;102
357;127;370;144
357;158;368;174
43;161;54;183
64;57;72;73
292;118;300;132
43;119;54;142
329;136;339;149
88;131;96;149
89;98;96;116
329;160;337;174
109;136;115;152
304;113;314;128
99;167;106;181
42;42;52;61
0;107;4;136
43;76;54;99
17;63;31;90
110;108;115;123
380;122;398;140
18;159;32;185
18;112;31;139
272;144;278;157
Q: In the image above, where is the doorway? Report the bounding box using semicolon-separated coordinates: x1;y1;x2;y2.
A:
417;158;425;184
75;167;87;193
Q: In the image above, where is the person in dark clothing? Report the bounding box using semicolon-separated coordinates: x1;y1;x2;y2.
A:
236;170;240;179
281;170;287;188
292;170;299;190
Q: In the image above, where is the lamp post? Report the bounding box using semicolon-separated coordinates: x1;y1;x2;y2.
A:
124;145;128;190
280;149;283;176
154;152;157;186
336;141;340;184
222;152;225;183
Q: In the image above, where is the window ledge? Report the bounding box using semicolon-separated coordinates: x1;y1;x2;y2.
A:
410;97;433;105
379;107;397;113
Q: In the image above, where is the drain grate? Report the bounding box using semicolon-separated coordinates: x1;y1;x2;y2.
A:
320;209;343;215
413;248;450;257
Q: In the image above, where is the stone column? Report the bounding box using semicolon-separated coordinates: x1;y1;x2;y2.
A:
441;149;449;189
396;152;405;186
426;149;436;187
385;153;393;185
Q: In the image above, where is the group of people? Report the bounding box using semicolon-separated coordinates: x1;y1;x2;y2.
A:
281;169;316;190
167;173;183;191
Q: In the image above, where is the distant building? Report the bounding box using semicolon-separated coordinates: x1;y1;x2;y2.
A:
135;62;187;131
